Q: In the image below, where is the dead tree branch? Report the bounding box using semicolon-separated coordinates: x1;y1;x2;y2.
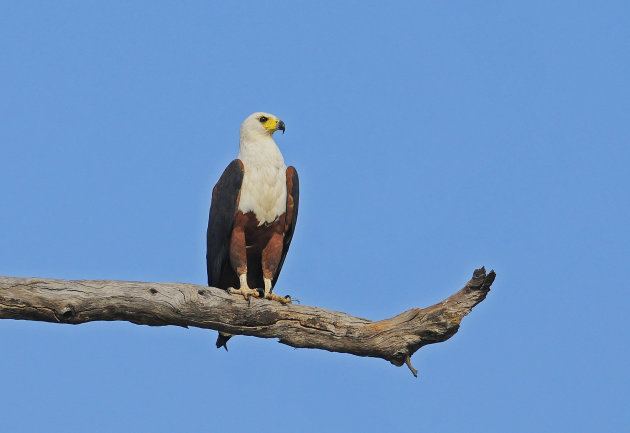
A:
0;267;495;376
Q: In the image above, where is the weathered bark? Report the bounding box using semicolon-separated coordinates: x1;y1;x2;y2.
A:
0;267;495;376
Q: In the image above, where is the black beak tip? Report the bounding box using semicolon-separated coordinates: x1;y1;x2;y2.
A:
278;120;286;134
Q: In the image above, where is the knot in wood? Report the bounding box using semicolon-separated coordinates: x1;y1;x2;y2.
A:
60;306;74;320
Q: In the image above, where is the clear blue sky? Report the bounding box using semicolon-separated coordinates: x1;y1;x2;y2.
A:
1;2;628;432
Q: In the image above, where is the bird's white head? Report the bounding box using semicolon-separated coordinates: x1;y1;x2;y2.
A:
239;112;285;142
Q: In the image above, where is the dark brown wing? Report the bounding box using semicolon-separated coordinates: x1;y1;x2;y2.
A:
206;159;244;289
272;166;299;287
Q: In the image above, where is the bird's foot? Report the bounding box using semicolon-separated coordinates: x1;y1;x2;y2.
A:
228;286;260;304
264;291;298;304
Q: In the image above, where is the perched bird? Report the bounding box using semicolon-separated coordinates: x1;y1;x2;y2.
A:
206;112;299;350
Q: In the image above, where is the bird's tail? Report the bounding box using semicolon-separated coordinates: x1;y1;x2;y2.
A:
216;332;232;351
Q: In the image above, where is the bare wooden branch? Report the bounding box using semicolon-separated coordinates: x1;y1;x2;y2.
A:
0;267;495;376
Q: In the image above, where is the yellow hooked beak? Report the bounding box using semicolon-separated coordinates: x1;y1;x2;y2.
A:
263;118;286;134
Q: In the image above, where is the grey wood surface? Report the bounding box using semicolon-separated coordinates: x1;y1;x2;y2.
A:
0;267;495;376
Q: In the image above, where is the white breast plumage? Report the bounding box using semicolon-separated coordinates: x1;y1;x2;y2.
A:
236;131;287;225
238;162;287;225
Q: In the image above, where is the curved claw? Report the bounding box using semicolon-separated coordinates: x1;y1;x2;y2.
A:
284;295;300;304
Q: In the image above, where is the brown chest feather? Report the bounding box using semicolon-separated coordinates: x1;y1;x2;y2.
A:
234;211;285;253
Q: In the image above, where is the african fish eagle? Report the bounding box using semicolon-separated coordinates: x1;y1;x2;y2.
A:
206;112;299;350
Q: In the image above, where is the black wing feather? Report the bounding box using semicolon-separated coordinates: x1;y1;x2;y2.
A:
206;159;244;288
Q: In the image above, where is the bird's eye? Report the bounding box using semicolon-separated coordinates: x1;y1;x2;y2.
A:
259;116;268;123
